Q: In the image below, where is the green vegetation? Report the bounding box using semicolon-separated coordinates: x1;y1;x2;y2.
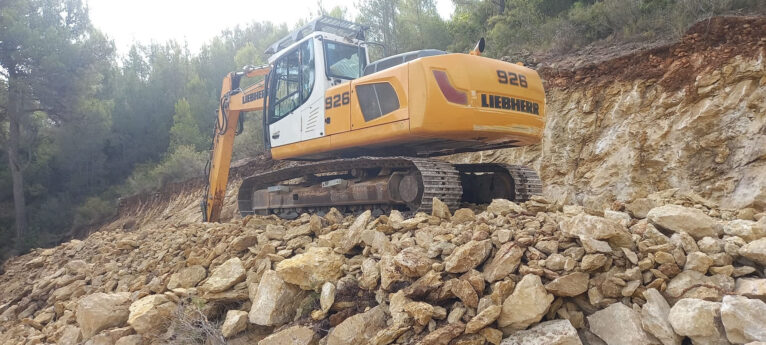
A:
1;0;764;256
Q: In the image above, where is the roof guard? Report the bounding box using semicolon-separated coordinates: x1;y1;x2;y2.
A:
265;16;368;55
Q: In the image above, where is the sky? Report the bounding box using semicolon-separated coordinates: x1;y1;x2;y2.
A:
86;0;455;55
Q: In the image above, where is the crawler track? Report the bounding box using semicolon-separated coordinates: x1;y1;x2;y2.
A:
237;157;541;217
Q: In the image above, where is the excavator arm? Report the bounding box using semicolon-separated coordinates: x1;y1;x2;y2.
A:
203;65;271;222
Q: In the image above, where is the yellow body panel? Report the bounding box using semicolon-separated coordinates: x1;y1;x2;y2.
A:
272;53;546;160
350;66;410;131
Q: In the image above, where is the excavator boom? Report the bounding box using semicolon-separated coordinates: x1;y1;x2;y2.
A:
203;66;270;222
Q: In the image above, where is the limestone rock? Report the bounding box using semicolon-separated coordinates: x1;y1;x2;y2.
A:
498;274;554;329
394;247;433;278
735;278;766;299
259;325;318;345
320;282;335;313
127;294;176;334
59;325;82;345
647;205;718;239
487;199;523;216
276;246;344;290
465;304;501;334
739;238;766;266
544;272;589;297
668;298;727;345
684;252;713;274
326;306;387;345
231;232;258;251
626;198;658;219
380;255;409;290
560;213;627;240
724;220;765;242
167;265;207;289
665;270;734;301
200;257;246;293
720;295;766;343
500;319;582;345
453;208;476;224
221;310;248;338
483;242;524;283
76;292;131;339
338;210;372;253
419;322;465;345
588;302;658;345
432;197;452;220
115;335;143;345
641;288;681;345
445;240;493;273
360;258;380;290
249;270;308;326
404;301;434;326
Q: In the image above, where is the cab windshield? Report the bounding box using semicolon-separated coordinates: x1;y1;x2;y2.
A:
324;41;365;79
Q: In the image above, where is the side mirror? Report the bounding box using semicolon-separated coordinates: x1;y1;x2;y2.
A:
470;38;485;56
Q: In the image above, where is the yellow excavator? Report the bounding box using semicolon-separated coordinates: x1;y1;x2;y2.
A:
202;16;546;221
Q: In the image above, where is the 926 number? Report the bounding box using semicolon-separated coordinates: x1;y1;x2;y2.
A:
497;71;528;88
325;91;350;109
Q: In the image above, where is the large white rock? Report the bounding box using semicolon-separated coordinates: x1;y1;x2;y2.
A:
276;246;344;290
647;205;718;239
199;257;246;293
127;294;176;334
500;319;582;345
641;288;681;345
326;306;387;345
668;298;728;345
248;270;308;326
739;238;766;266
588;302;659;345
720;295;766;343
498;274;554;330
76;292;131;339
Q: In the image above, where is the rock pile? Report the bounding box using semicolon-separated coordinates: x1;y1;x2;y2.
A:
1;188;765;345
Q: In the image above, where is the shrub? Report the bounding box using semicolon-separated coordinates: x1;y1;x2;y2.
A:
124;145;208;194
73;196;118;230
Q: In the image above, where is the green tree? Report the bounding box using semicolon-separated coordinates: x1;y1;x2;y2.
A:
357;0;401;55
170;98;206;151
0;0;112;244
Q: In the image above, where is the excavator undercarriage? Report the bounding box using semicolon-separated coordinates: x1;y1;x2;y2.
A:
237;157;541;218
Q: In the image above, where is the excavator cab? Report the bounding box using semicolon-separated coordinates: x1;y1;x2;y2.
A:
263;20;369;149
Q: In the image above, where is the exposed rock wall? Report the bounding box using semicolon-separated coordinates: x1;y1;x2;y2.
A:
452;17;766;211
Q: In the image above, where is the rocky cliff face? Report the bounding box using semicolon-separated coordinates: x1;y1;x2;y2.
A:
452;16;766;211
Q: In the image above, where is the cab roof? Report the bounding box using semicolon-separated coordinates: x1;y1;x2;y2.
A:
265;16;367;55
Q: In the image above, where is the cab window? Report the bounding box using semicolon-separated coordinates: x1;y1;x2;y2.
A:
325;41;365;80
269;39;315;123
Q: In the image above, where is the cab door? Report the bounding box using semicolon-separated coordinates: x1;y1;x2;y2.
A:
268;39;319;147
